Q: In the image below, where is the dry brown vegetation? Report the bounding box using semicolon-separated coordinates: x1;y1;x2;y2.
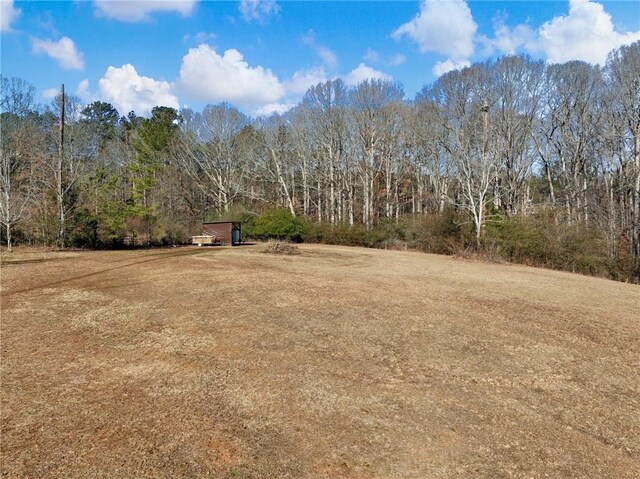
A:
262;241;302;256
1;244;639;478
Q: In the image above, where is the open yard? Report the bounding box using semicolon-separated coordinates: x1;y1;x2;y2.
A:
1;244;639;478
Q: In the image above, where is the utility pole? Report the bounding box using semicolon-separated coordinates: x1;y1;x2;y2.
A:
57;84;65;248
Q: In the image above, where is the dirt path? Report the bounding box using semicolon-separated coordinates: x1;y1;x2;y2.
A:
1;245;639;478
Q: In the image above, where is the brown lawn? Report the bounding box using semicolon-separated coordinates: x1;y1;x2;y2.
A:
1;244;639;478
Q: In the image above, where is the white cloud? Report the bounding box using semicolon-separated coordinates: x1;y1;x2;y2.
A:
252;67;328;116
97;64;179;116
344;63;392;87
176;44;284;108
537;0;640;64
317;45;338;69
31;36;84;70
302;30;338;69
239;0;280;23
364;49;381;63
93;0;197;22
254;102;296;117
183;31;216;43
284;67;328;95
363;49;406;66
42;88;59;100
392;0;476;59
1;0;21;32
432;58;470;77
389;53;407;66
479;15;536;56
258;63;392;110
76;79;92;102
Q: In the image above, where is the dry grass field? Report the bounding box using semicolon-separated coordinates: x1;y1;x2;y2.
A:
1;244;639;478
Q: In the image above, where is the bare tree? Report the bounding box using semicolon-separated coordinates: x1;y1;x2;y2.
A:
290;107;315;217
175;104;251;215
0;76;36;117
538;61;602;224
606;41;640;277
491;55;544;217
0;119;40;250
43;87;89;247
301;80;348;224
349;79;404;228
256;117;298;215
0;78;39;250
413;91;454;214
433;64;499;246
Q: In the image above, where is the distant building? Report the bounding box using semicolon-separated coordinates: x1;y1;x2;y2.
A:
192;221;242;246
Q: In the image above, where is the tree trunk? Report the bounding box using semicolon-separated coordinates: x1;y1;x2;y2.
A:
632;133;640;279
605;172;618;274
545;160;556;206
348;184;354;226
302;157;309;215
317;178;322;223
329;157;335;224
6;222;11;252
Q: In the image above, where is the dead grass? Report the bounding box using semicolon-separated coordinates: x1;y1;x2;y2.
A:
1;244;639;478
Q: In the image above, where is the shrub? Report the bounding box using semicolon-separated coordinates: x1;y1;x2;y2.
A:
405;211;469;254
485;216;549;264
67;209;98;248
253;208;306;242
484;211;611;276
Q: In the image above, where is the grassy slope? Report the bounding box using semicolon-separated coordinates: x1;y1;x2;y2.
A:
1;245;639;478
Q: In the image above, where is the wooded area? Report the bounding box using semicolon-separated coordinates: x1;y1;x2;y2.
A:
1;42;639;281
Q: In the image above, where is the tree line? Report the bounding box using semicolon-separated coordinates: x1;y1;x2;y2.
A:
1;42;639;281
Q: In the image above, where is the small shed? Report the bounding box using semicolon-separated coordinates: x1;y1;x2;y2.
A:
193;221;241;246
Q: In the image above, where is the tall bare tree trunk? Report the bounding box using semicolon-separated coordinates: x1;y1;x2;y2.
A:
317;178;322;223
545;159;556;205
5;220;11;252
605;172;618;274
348;183;354;226
633;133;640;278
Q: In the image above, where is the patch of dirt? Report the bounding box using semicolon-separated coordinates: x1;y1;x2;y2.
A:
1;244;639;478
262;241;302;255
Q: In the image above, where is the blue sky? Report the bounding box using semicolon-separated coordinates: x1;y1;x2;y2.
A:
1;0;639;117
